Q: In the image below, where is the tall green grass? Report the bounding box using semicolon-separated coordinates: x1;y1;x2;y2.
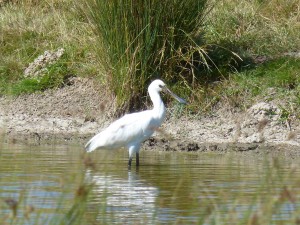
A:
83;0;210;111
206;0;300;56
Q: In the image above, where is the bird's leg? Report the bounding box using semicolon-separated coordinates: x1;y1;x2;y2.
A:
129;145;140;167
136;152;139;167
128;157;132;168
128;147;134;168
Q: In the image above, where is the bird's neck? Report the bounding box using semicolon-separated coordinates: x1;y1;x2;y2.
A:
150;92;166;120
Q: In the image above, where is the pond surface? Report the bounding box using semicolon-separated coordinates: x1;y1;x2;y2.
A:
1;141;300;224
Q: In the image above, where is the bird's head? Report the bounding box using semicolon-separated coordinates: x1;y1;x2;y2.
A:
149;79;166;92
149;79;187;104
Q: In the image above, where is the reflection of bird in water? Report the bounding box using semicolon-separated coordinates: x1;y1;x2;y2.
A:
85;79;186;167
86;169;158;223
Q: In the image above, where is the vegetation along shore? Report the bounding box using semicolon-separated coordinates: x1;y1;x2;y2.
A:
0;0;300;152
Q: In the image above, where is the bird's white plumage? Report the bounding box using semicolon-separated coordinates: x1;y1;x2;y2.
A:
85;79;186;166
85;110;156;151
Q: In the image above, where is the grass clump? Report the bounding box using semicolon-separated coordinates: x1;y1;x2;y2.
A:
83;0;210;111
5;61;73;95
0;0;98;96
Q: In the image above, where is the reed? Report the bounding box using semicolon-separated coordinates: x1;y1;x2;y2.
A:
83;0;209;111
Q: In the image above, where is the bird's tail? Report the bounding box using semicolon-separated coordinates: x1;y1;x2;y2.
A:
85;141;94;152
85;132;103;152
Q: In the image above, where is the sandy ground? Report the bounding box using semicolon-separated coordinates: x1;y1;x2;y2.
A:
0;77;299;156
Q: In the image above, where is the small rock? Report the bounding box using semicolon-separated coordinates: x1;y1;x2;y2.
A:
24;48;65;79
244;133;264;143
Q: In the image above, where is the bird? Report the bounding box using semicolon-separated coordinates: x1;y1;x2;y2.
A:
85;79;186;167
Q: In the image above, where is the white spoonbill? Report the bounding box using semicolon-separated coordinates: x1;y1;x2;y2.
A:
85;79;186;167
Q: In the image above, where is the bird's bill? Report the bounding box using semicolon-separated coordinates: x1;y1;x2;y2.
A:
165;87;187;104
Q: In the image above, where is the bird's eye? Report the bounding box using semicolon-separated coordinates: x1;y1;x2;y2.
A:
158;84;163;88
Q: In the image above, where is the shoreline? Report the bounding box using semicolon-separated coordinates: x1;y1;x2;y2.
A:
0;78;299;156
2;129;300;158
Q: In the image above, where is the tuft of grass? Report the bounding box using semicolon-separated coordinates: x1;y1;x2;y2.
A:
2;56;74;95
83;0;210;111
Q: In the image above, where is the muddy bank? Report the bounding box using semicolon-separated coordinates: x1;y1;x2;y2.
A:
0;77;299;155
0;77;115;142
145;138;300;158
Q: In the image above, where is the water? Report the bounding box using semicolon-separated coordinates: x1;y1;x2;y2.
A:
1;141;300;224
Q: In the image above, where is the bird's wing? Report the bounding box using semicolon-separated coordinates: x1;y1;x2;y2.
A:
85;110;155;152
105;110;154;143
